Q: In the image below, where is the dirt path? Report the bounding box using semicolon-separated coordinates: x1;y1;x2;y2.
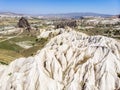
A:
0;28;23;43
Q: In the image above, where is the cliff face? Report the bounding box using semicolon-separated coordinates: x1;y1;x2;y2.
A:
0;30;120;90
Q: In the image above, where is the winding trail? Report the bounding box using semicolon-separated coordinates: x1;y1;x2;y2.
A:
0;28;23;43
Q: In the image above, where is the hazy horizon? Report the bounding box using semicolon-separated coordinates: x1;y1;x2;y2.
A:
0;0;120;15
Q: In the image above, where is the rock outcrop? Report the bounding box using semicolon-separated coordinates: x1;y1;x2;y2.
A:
18;17;31;31
118;15;120;18
0;30;120;90
55;20;77;29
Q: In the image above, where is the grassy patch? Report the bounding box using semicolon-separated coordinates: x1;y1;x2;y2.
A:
21;38;48;57
77;28;104;36
0;49;22;64
10;35;36;42
0;36;48;64
0;37;7;41
0;40;24;52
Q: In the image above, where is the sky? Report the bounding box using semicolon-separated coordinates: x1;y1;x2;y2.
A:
0;0;120;15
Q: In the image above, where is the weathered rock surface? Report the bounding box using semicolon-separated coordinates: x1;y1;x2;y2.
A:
0;30;120;90
18;17;31;31
55;20;77;29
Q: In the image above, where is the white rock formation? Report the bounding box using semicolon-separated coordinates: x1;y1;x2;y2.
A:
38;28;66;38
0;30;120;90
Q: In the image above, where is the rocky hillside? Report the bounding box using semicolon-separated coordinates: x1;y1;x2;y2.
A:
0;30;120;90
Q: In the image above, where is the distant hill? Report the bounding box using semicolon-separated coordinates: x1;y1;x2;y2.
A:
0;12;31;18
0;12;23;16
0;12;113;18
39;12;113;18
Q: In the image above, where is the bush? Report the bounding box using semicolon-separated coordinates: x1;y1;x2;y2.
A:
0;61;8;65
117;73;120;78
8;72;12;76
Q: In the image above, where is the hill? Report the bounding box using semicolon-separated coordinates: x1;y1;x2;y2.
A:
0;30;120;90
0;12;113;18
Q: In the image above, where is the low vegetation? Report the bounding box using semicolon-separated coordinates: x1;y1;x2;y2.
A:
0;49;22;64
0;31;48;64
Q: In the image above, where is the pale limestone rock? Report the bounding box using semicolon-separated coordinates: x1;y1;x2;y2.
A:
0;30;120;90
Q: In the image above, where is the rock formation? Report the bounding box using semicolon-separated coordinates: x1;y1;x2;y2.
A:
18;17;31;31
55;20;77;28
118;15;120;18
0;30;120;90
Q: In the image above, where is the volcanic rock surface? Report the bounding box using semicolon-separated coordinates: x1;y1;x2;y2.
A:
18;17;31;31
0;30;120;90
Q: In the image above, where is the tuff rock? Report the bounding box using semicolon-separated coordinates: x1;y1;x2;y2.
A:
0;30;120;90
